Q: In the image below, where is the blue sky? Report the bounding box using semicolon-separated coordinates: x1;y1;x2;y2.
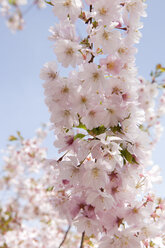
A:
0;0;165;195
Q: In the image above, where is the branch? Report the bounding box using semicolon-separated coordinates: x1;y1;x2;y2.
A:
57;151;69;163
58;225;71;248
77;151;91;167
116;26;127;31
85;17;92;24
88;53;95;63
88;5;94;63
85;5;92;25
80;231;85;248
89;4;92;14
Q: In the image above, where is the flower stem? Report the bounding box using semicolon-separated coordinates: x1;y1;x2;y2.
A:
58;225;71;248
80;231;85;248
57;151;68;163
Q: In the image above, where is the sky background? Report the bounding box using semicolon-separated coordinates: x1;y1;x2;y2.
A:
0;0;165;195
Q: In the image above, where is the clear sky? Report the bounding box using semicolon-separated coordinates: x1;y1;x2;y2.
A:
0;0;165;195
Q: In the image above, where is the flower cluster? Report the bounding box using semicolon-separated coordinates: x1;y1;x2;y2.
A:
0;0;45;32
0;128;87;248
40;0;165;247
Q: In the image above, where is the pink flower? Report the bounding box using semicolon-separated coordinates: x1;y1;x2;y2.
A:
83;160;109;190
100;55;122;75
52;0;82;22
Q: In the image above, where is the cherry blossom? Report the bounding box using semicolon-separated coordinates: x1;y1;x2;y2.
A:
1;0;165;247
40;0;165;247
0;0;45;32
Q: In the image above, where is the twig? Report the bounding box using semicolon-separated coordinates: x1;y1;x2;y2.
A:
58;225;71;248
85;17;92;24
88;53;95;63
116;26;127;31
77;151;91;167
85;4;93;24
89;4;92;14
80;231;85;248
88;4;94;63
57;151;68;163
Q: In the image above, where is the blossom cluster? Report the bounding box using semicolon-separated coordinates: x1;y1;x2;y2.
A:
0;128;86;248
0;0;45;32
40;0;165;247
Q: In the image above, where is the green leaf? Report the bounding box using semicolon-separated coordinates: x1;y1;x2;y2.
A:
87;240;94;247
17;131;24;141
46;186;54;192
88;125;106;136
80;38;90;47
8;0;16;5
149;241;155;247
92;21;98;28
139;124;148;133
160;67;165;72
74;133;85;140
76;123;87;130
121;148;132;163
8;131;24;142
44;0;54;6
0;243;8;248
132;157;139;164
8;135;17;141
120;148;138;164
111;124;123;134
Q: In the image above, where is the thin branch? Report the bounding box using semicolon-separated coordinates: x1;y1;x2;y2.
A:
85;17;92;24
88;4;94;63
58;225;71;248
89;4;92;14
80;231;85;248
57;151;68;163
85;5;93;24
77;151;91;167
88;53;95;63
89;4;93;44
116;26;127;31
